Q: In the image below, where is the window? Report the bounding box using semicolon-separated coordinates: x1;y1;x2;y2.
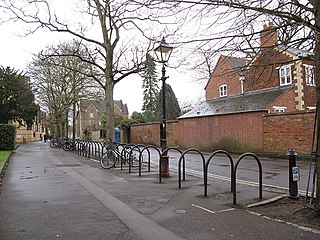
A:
279;65;292;86
273;106;287;113
219;84;227;97
305;65;315;86
90;113;94;118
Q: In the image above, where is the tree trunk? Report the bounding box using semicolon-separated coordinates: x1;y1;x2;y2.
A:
314;2;320;208
104;80;115;141
72;102;76;139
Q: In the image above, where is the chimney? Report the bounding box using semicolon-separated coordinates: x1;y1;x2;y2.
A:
260;22;278;48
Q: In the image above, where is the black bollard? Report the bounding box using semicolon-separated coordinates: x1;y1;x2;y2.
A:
287;149;299;199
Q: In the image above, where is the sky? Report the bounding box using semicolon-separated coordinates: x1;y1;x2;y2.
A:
0;17;205;116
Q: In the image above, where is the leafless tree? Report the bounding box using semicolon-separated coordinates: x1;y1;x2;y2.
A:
28;40;100;138
1;0;153;139
143;0;320;208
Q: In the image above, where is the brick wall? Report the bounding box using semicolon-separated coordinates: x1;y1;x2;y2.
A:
178;111;265;151
266;88;296;112
263;111;315;154
205;56;241;100
131;120;179;147
130;111;315;155
245;48;294;91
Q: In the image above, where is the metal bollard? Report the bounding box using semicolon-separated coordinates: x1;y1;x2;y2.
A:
287;149;299;199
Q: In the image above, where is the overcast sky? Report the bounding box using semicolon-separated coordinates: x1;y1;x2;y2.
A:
0;16;205;116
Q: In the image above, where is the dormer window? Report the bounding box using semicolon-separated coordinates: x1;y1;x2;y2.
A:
219;84;227;97
273;106;287;113
279;65;292;86
304;65;315;86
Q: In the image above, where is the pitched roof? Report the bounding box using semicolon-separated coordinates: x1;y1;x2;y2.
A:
226;56;249;75
114;100;129;116
204;55;248;90
180;85;293;119
80;99;129;116
278;46;314;58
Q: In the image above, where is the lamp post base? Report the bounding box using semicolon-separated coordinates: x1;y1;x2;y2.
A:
161;155;170;177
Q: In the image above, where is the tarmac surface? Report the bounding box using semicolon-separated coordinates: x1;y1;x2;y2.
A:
0;141;319;240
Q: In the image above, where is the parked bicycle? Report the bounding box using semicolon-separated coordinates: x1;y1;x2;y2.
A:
49;137;64;148
100;140;139;169
62;139;76;151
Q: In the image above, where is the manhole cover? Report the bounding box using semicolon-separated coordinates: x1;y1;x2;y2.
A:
175;209;187;214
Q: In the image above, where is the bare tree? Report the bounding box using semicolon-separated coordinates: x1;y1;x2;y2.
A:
143;0;320;208
28;40;102;138
1;0;150;139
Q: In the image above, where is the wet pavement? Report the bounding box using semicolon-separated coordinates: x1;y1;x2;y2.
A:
0;141;319;240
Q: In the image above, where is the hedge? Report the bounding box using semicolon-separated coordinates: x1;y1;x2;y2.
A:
0;124;16;150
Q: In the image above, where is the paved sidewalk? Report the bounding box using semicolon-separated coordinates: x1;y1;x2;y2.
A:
0;141;319;240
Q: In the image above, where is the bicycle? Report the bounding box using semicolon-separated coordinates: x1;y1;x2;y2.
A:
100;141;140;169
49;137;63;148
100;140;120;169
62;139;76;151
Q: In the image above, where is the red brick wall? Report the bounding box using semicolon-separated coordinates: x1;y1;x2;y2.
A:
245;48;294;91
205;56;241;100
131;121;179;147
266;88;296;112
302;59;317;108
131;123;159;146
263;111;315;154
178;111;265;151
131;111;315;155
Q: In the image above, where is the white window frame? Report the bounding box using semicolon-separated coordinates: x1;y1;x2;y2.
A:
90;113;94;118
273;106;287;113
279;65;292;86
219;84;227;97
304;64;315;86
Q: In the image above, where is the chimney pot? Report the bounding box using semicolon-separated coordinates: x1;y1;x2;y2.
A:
260;22;278;48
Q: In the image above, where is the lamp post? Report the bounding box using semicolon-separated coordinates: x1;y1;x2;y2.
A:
154;37;173;177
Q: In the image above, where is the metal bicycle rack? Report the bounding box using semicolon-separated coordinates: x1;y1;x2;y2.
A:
232;152;263;205
135;145;152;176
126;145;143;173
161;147;185;185
62;139;264;206
177;148;206;196
139;145;162;181
204;150;234;196
120;144;135;171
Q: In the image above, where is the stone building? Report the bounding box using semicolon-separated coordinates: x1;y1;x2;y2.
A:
77;99;128;141
15;110;47;143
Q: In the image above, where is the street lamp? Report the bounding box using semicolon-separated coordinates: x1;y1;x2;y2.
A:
154;37;173;177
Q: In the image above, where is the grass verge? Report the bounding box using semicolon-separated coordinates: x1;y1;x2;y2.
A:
0;151;11;167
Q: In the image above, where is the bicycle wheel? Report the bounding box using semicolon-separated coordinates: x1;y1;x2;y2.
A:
128;150;139;167
63;142;71;151
49;140;57;148
100;150;117;169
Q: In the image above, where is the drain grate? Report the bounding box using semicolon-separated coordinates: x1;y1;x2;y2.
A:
55;163;81;167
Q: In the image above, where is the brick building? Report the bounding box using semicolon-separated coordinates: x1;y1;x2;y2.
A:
178;22;316;153
77;99;128;140
132;23;316;154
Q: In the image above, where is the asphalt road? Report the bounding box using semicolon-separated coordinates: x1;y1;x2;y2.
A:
137;148;313;195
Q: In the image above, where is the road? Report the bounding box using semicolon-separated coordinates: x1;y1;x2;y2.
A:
124;147;314;196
